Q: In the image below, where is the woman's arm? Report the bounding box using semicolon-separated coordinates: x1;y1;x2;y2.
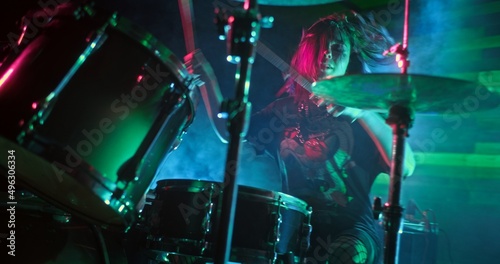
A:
320;100;415;177
356;111;416;177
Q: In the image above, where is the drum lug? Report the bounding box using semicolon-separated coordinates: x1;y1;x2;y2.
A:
200;183;217;255
184;74;203;90
299;206;313;261
268;196;283;263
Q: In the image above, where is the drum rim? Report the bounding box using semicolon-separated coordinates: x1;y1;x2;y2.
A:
154;179;220;194
153;180;312;215
110;13;200;133
238;185;312;215
111;15;193;91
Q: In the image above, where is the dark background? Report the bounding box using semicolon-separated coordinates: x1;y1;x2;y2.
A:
1;0;500;263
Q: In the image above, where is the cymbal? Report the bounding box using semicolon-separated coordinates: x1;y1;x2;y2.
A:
312;73;500;113
232;0;342;6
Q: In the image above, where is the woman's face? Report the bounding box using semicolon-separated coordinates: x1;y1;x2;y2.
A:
319;32;351;80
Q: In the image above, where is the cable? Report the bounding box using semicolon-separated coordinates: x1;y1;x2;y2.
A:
438;227;454;264
90;224;110;264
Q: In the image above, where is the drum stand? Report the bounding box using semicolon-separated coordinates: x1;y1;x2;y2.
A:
381;1;413;263
382;103;413;264
213;0;261;263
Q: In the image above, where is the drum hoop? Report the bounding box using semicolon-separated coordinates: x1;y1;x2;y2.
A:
153;182;311;215
111;16;192;90
155;179;220;193
1;191;70;218
147;236;212;257
110;15;200;129
238;186;311;215
230;247;275;263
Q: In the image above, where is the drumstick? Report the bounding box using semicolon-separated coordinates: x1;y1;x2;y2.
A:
178;0;196;54
178;0;229;144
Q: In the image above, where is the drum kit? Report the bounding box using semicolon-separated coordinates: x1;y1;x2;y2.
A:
0;0;498;264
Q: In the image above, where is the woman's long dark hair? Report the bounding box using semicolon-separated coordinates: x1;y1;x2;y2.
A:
281;11;395;102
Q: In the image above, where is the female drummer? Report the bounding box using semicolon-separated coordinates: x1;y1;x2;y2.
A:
246;11;416;264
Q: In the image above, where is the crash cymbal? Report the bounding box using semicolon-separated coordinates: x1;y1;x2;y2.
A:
312;73;500;113
233;0;342;6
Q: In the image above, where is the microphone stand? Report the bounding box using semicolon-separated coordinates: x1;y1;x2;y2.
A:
213;1;260;263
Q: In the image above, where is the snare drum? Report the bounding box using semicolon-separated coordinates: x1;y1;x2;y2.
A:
143;180;311;263
145;179;220;260
231;186;312;263
0;2;198;230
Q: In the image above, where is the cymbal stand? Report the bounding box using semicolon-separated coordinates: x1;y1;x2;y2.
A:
383;0;414;264
382;0;413;263
383;103;413;264
213;1;261;263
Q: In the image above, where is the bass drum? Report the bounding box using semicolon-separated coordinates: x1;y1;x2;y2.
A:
0;2;198;230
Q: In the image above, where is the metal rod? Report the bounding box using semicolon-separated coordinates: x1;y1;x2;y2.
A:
384;121;405;264
384;104;412;264
178;0;196;54
383;0;411;262
401;0;410;74
213;0;259;263
213;63;251;264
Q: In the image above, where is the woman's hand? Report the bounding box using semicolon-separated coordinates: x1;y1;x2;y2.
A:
310;94;364;122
